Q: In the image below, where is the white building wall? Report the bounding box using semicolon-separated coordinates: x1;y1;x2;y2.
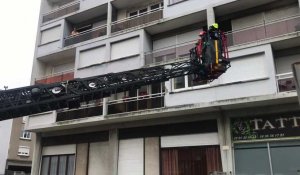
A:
163;0;225;19
165;44;277;106
0;120;12;175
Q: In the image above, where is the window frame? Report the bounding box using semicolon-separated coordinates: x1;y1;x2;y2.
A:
127;2;164;18
40;154;75;175
172;75;210;92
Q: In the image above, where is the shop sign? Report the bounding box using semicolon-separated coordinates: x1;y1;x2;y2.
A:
231;115;300;141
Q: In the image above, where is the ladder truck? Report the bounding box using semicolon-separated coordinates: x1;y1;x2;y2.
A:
0;27;230;121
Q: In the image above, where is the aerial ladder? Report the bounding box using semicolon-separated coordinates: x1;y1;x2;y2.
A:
0;26;230;121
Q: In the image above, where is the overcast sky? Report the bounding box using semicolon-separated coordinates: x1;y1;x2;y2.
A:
0;1;40;89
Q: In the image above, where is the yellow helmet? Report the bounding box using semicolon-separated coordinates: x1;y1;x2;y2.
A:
212;23;219;29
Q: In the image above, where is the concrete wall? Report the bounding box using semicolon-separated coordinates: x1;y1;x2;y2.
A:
165;44;277;106
0;120;12;175
275;53;300;74
80;0;108;11
88;142;109;175
75;30;145;78
145;137;159;175
27;111;56;129
163;0;225;19
232;4;300;30
7;118;35;161
37;20;64;58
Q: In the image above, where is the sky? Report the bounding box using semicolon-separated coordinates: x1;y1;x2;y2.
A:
0;1;41;89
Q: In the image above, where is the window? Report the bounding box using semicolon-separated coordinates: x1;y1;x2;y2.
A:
234;141;300;175
127;2;163;17
18;146;30;157
129;11;138;17
40;154;75;175
173;75;209;90
161;146;222;175
21;130;31;139
169;0;186;5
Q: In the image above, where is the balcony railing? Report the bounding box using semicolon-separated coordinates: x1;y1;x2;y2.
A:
42;1;80;23
56;102;103;122
276;72;296;92
64;25;107;46
108;92;165;115
145;40;196;65
35;69;74;84
111;7;163;33
225;15;300;46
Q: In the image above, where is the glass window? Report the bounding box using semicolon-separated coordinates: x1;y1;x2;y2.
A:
129;11;138;17
50;156;59;175
234;143;271;175
58;156;67;175
41;157;50;175
270;141;300;175
67;155;75;175
40;155;75;175
234;141;300;175
18;146;30;156
139;8;147;14
174;76;185;89
150;4;160;10
188;74;208;87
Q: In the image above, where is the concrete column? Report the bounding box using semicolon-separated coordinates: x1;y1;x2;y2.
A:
103;98;108;117
108;129;119;175
298;0;300;8
207;6;216;27
217;116;228;173
75;143;89;175
107;1;113;36
145;137;160;175
224;116;234;174
31;133;42;175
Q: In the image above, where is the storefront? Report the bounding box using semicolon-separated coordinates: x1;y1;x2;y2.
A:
231;113;300;175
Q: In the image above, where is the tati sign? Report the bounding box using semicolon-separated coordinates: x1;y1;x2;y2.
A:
231;115;300;141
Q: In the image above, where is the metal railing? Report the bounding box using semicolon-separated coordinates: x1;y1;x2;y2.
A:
64;25;107;46
35;69;74;84
42;1;80;23
144;40;196;65
225;14;300;46
56;102;103;121
111;7;163;33
276;72;296;92
108;92;165;114
144;14;300;65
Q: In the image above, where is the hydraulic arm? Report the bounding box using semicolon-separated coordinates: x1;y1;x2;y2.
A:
0;28;230;121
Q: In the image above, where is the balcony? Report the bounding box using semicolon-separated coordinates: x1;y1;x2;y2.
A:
226;15;300;47
276;72;296;92
108;92;165;115
56;102;103;122
35;69;74;84
64;25;107;46
145;40;195;65
111;7;163;33
42;1;80;23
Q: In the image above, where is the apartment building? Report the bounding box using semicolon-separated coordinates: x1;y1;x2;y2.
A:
27;0;300;174
0;117;34;175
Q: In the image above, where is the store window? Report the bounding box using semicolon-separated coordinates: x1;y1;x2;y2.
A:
40;154;75;175
234;141;300;175
161;145;222;175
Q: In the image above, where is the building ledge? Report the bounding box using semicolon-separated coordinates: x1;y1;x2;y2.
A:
27;92;298;133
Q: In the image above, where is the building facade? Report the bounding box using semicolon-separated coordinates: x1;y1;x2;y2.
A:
0;117;34;175
28;0;300;175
